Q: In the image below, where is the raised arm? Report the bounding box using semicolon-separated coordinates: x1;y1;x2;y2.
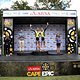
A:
44;22;49;31
30;24;35;32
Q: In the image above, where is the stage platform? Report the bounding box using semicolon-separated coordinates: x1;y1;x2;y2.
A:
0;51;80;62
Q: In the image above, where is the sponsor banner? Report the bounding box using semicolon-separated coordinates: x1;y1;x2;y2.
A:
3;10;77;17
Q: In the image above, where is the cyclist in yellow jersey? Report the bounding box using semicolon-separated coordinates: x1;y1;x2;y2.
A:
30;24;40;50
30;22;49;50
40;22;49;48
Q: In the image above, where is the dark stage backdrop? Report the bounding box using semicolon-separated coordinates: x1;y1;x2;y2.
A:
14;24;65;52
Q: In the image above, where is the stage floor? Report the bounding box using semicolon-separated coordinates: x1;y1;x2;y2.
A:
14;50;65;55
0;51;80;62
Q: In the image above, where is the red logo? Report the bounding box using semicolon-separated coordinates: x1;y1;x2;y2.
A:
30;12;50;16
27;66;41;72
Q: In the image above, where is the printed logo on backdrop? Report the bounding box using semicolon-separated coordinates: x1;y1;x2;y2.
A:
42;62;54;76
26;62;55;77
